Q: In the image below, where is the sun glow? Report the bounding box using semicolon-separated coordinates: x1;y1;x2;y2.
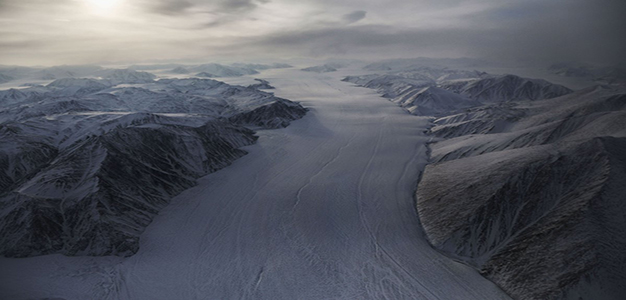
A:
84;0;123;16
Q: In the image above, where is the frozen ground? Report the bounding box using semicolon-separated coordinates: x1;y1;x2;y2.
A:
0;68;509;299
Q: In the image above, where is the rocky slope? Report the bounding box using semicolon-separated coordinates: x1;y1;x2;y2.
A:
0;120;257;257
0;75;306;258
347;64;626;299
417;86;626;299
343;69;569;117
247;78;275;90
440;74;573;102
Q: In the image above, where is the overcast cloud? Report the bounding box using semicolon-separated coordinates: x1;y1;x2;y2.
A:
0;0;624;66
342;10;366;24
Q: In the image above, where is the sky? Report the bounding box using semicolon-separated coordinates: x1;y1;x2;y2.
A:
0;0;625;66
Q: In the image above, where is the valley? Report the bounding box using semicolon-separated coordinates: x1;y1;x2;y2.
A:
0;67;510;299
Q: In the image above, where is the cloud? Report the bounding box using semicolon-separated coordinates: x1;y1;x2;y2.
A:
223;25;481;58
342;10;366;24
148;0;194;16
146;0;260;16
1;0;625;66
224;5;626;66
219;0;257;13
0;39;45;50
0;0;72;14
472;0;626;65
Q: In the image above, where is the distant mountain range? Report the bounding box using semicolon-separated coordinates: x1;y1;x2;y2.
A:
548;62;626;86
343;68;572;117
0;62;293;84
301;63;348;73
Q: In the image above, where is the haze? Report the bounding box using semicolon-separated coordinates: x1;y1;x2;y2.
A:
1;0;625;66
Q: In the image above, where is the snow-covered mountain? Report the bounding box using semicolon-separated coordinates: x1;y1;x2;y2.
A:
36;65;104;80
429;103;524;138
46;78;111;96
170;66;191;74
0;73;14;84
0;65;104;82
391;66;489;82
128;64;185;71
440;74;573;102
416;86;626;300
0;66;33;80
247;78;275;90
343;74;434;90
1;119;257;257
230;62;292;70
347;63;626;299
343;69;478;116
345;70;572;117
97;69;156;84
190;63;259;77
301;63;348;73
301;65;337;73
0;63;290;85
0;87;48;106
195;72;217;78
548;63;626;86
548;63;595;78
594;67;626;86
0;75;306;258
396;86;479;116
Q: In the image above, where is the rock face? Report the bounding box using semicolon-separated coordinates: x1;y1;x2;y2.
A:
229;99;307;129
0;121;257;257
248;78;275;90
428;103;524;139
0;75;306;258
416;86;626;300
